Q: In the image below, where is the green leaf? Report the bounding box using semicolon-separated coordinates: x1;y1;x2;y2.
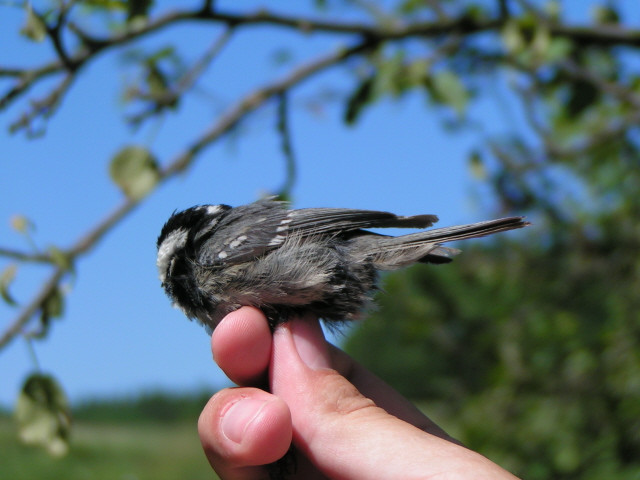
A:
1;264;18;306
592;4;620;24
543;37;573;63
543;0;562;21
406;59;430;86
109;145;160;199
80;0;128;10
11;214;35;234
344;75;375;125
47;246;74;272
531;27;551;61
144;46;177;63
398;0;429;14
127;0;154;23
469;150;487;180
431;70;469;115
566;79;600;119
146;64;170;98
15;373;71;457
502;20;525;54
30;286;65;339
374;51;405;96
43;287;64;320
20;4;47;42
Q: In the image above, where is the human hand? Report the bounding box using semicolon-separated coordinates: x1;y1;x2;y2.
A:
198;307;519;479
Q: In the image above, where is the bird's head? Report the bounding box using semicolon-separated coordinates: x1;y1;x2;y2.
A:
156;204;230;320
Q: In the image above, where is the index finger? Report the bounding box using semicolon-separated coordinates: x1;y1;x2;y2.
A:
212;307;272;386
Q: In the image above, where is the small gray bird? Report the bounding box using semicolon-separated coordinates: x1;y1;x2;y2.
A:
157;198;528;332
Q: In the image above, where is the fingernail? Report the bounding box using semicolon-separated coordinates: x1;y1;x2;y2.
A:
221;397;268;444
290;319;331;370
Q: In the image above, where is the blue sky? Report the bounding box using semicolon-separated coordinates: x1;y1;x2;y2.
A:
1;1;635;407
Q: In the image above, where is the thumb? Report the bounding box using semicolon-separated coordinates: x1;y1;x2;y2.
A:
269;318;443;480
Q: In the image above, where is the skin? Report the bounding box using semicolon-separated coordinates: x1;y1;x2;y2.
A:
198;307;520;480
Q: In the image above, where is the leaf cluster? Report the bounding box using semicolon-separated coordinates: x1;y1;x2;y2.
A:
346;223;640;478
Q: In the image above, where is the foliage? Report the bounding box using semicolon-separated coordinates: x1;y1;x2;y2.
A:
15;373;72;457
2;391;218;478
109;145;160;200
346;223;640;478
72;389;213;424
0;411;216;480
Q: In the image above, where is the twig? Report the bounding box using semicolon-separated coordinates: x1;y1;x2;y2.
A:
127;27;233;126
162;40;373;176
5;4;640;130
10;74;74;135
276;92;296;198
498;0;510;20
557;58;640;109
546;112;640;159
0;267;65;350
0;40;373;351
0;247;52;263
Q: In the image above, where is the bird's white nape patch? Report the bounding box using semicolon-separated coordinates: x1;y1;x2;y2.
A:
205;205;223;215
157;228;189;282
195;204;224;216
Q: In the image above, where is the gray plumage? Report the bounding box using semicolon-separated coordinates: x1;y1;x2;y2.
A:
156;199;529;332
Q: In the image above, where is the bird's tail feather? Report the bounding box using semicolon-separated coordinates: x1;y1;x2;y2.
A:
361;216;529;269
405;216;529;244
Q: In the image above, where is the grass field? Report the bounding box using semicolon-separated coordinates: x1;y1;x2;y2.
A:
0;414;219;480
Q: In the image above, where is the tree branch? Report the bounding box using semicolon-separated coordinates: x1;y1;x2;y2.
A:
0;267;65;350
0;247;52;264
3;1;640;350
0;39;373;351
275;91;296;198
6;4;640;124
10;74;74;136
557;57;640;109
162;40;373;176
126;27;233;127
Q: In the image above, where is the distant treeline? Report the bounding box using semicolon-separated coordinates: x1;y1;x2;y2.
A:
71;389;216;423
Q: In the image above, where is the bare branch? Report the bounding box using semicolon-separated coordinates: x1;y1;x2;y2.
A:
0;67;25;77
0;61;61;110
0;39;373;351
0;247;52;264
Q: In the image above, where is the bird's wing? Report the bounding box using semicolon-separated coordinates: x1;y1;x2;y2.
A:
288;207;438;236
197;199;291;265
198;199;439;265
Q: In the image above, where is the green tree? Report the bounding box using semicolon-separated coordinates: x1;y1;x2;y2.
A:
346;234;640;478
1;1;639;474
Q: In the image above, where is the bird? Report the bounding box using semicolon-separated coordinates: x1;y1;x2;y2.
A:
157;198;529;332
